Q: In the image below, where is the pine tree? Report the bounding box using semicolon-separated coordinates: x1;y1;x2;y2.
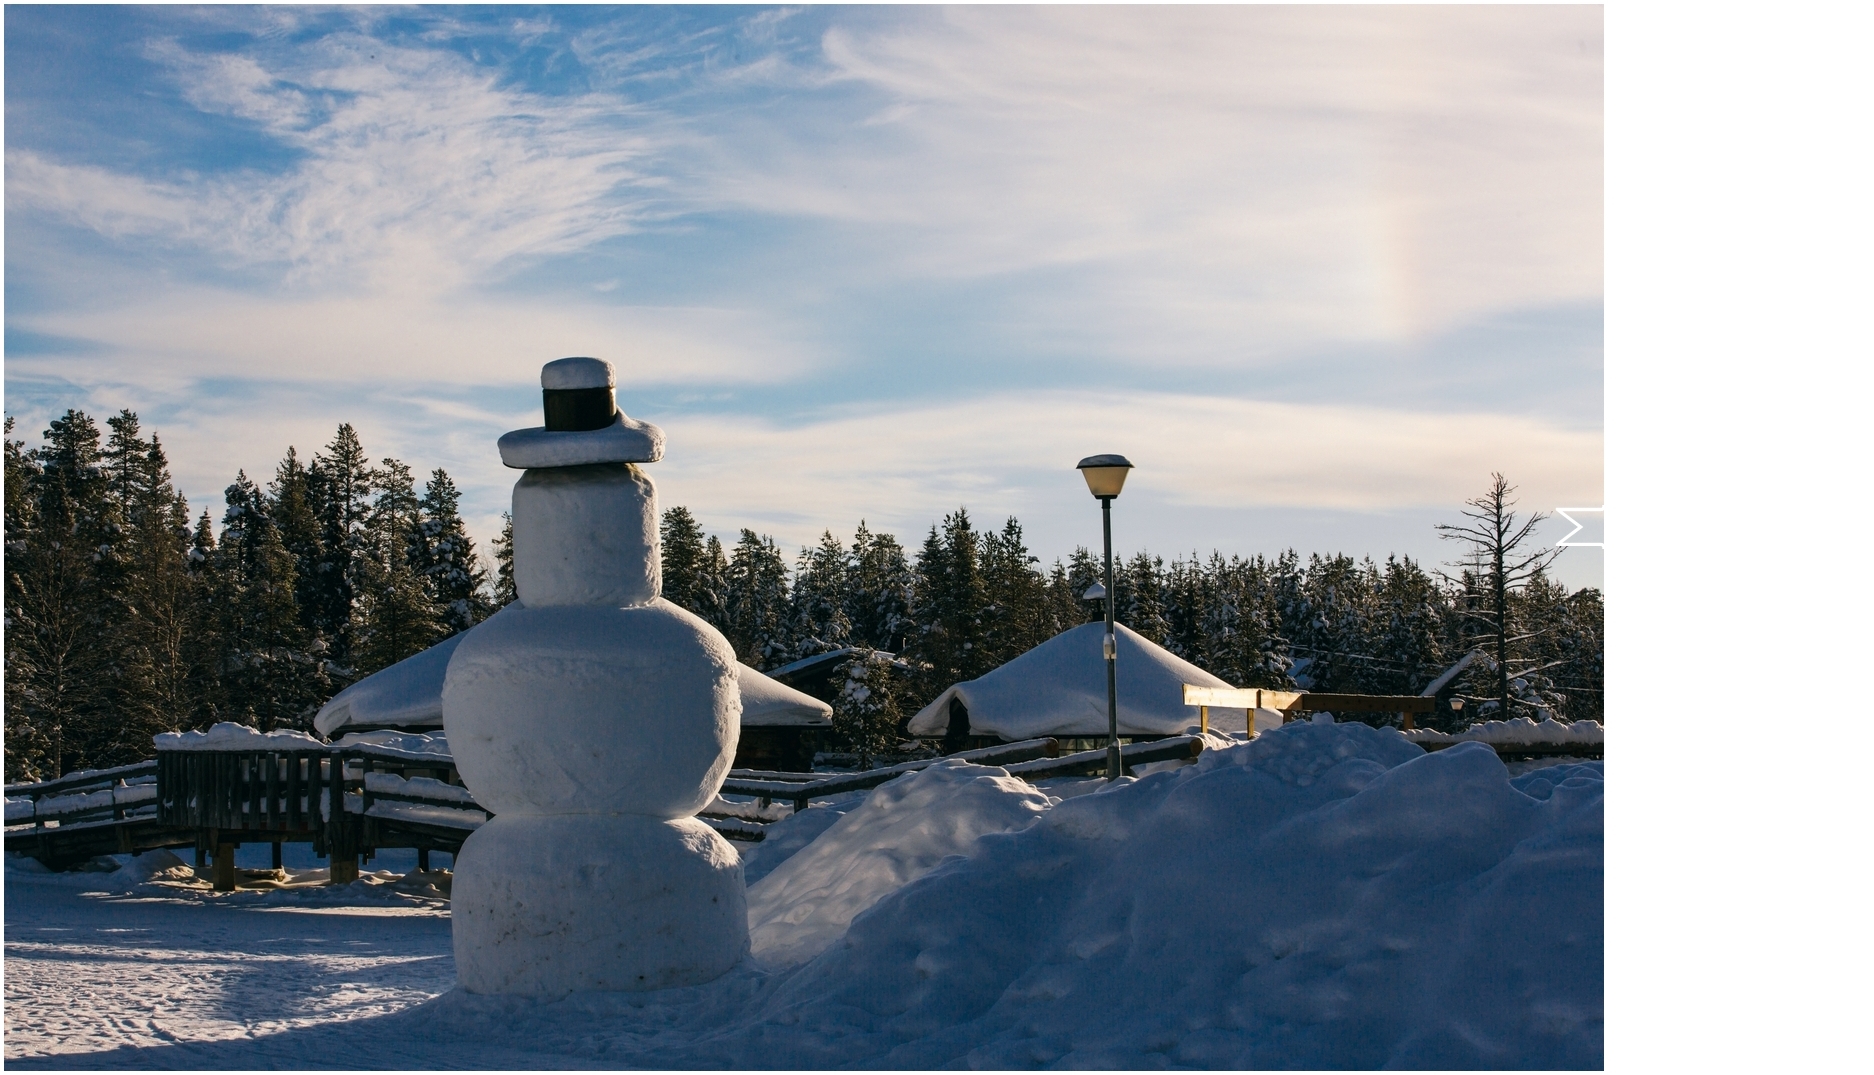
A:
268;446;324;636
1065;546;1103;624
725;529;791;668
660;507;709;614
978;516;1051;667
213;472;329;730
3;416;55;780
846;522;914;652
6;411;116;775
692;534;732;634
831;648;903;767
1436;473;1562;719
907;509;990;700
787;530;852;661
349;459;445;675
305;424;374;666
1374;555;1447;698
492;512;517;606
411;468;489;634
1114;550;1171;648
108;427;205;757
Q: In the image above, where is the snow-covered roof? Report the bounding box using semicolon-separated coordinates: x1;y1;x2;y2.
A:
314;631;828;737
314;634;463;737
738;665;832;727
906;622;1251;740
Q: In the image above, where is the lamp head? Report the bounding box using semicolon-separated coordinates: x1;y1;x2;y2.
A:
1076;453;1134;499
1081;581;1107;602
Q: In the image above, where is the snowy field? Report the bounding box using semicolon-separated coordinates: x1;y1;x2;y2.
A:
5;723;1603;1069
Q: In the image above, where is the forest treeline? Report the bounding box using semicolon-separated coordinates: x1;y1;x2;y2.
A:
4;409;1602;781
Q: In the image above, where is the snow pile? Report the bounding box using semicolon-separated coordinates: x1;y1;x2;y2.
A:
152;722;325;752
719;722;1602;1068
1409;716;1604;747
746;760;1052;966
735;794;868;886
906;621;1253;739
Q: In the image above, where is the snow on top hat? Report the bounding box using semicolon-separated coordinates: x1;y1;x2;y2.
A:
497;357;665;469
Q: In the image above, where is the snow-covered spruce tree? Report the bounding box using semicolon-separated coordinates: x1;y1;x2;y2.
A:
491;512;517;607
693;534;733;636
212;472;330;731
349;459;445;677
725;529;792;669
1373;555;1448;697
1435;473;1562;720
832;647;903;768
100;417;208;759
266;446;324;633
1114;550;1172;649
906;509;990;702
1199;552;1295;690
305;424;375;666
659;506;709;614
978;517;1053;669
5;410;118;777
411;468;490;635
1041;559;1085;640
846;521;915;652
1065;545;1103;624
787;530;853;662
3;416;55;780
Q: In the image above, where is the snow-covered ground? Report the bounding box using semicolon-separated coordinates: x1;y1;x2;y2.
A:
5;723;1602;1068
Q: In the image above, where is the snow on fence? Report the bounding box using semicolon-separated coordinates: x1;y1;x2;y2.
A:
4;761;161;832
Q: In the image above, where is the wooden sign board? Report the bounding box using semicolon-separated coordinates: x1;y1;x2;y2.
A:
1181;685;1260;709
1182;685;1431;713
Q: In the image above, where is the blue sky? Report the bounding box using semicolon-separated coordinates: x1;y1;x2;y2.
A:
4;5;1603;587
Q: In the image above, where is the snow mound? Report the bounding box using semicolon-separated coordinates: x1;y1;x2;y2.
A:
727;721;1601;1068
1409;715;1604;746
153;722;325;752
746;759;1053;967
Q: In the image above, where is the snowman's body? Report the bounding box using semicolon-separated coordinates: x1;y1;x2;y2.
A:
442;359;749;995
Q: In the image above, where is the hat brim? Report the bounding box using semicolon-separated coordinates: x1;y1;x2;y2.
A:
498;412;665;469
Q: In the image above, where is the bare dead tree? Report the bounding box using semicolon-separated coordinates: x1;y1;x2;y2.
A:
1436;473;1561;717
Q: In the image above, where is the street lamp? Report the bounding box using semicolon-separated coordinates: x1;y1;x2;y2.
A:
1077;453;1133;779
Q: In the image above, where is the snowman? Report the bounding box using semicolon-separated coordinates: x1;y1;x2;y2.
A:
442;357;748;994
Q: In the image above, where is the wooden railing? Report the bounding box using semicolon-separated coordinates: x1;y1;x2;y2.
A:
9;733;1212;874
5;761;161;832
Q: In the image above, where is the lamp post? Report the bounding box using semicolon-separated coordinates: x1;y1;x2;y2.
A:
1076;454;1133;780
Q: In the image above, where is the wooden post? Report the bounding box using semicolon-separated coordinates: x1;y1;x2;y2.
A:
271;842;283;870
213;842;238;892
1199;704;1209;736
1402;710;1415;732
330;855;359;885
418;848;431;873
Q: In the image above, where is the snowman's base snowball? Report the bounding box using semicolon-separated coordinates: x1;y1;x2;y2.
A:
453;814;748;995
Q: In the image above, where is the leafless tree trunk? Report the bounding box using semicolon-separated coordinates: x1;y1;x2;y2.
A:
1436;474;1561;718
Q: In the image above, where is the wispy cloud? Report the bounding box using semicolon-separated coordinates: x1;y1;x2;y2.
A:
12;29;674;294
5;6;1603;585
